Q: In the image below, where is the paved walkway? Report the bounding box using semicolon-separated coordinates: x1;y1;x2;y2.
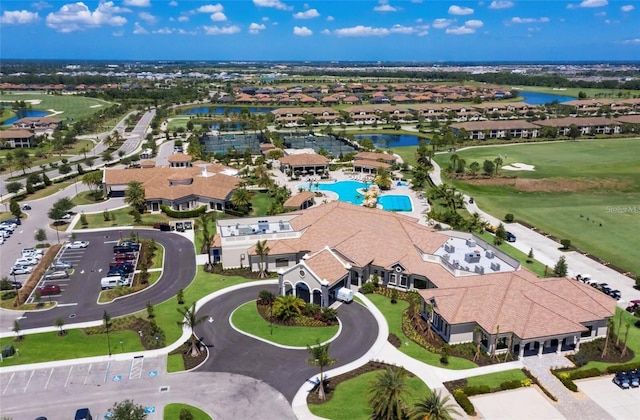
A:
521;354;614;420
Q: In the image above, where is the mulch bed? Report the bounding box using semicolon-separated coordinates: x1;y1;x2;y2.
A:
307;360;411;405
568;337;634;365
169;338;208;371
256;303;337;327
388;333;401;348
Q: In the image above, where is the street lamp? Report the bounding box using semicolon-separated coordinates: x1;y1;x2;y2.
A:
120;339;124;352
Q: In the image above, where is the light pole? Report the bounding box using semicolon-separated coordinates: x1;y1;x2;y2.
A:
119;339;124;352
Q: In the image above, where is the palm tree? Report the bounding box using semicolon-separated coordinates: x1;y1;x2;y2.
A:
473;326;483;362
410;390;460;420
255;239;270;278
271;295;305;321
493;157;503;175
369;366;409;420
468;212;485;233
124;181;146;212
230;187;251;214
176;302;208;356
307;340;336;401
449;153;459;170
601;317;615;358
375;168;393;190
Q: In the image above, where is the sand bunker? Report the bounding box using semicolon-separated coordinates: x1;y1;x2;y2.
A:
90;104;103;108
502;162;535;171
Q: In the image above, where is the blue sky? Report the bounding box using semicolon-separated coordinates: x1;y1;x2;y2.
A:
0;0;638;61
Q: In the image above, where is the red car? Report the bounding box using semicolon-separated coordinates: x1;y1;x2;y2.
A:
626;300;640;313
37;284;61;296
113;253;136;261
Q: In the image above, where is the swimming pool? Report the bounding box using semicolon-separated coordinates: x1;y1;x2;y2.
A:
378;195;413;212
300;181;413;211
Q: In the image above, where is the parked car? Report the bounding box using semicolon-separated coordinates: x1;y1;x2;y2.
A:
506;232;516;242
74;408;92;420
113;253;136;261
21;204;31;210
0;280;22;290
15;257;38;266
37;284;61;296
626;300;640;313
10;265;32;275
109;262;134;273
119;241;140;250
22;248;43;258
607;289;622;300
113;245;138;253
613;372;630;389
67;241;89;249
44;271;69;280
56;260;74;268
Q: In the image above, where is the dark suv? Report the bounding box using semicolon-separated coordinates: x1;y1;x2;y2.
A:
74;408;92;420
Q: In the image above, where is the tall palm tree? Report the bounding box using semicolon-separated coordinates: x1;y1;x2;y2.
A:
124;181;146;212
198;212;213;265
255;239;270;278
410;390;460;420
493;157;503;175
176;302;208;356
369;366;409;420
449;153;459;170
307;340;336;401
230;187;251;214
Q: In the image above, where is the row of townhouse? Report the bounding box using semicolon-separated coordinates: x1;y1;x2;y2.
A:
449;115;640;140
0;117;63;149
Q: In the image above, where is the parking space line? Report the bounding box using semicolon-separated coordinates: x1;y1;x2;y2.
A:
44;368;54;389
84;364;92;385
57;303;78;307
104;361;111;383
2;373;15;395
64;366;73;387
24;370;34;392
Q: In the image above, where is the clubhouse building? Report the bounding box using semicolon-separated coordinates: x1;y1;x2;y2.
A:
213;202;616;358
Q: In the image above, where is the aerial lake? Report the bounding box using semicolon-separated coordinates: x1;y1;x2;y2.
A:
519;91;576;105
1;109;50;125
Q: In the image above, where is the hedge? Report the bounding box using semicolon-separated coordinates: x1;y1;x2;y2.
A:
453;389;475;416
606;361;640;374
462;385;491;396
160;204;206;218
523;367;557;402
569;368;602;380
554;372;578;392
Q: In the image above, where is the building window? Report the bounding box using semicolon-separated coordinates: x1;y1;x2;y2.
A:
414;278;427;289
581;325;593;338
497;336;508;350
400;275;408;288
480;331;489;348
275;258;288;267
388;273;396;285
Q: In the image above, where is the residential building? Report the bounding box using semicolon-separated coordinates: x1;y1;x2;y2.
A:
0;129;36;148
450;121;540;140
534;117;621;135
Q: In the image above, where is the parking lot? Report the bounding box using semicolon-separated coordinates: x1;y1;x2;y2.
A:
577;376;640;419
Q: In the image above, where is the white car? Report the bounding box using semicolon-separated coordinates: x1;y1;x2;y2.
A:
10;265;33;275
67;241;89;249
15;257;38;266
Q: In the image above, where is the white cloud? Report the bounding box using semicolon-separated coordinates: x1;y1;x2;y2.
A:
389;24;415;34
334;25;390;37
432;18;454;28
252;0;292;11
197;4;224;13
169;1;178;6
31;1;52;11
489;1;514;9
448;5;474;15
123;0;150;6
153;27;173;34
621;5;634;12
511;17;550;23
446;25;475;34
178;15;189;22
293;9;319;19
113;30;124;36
248;22;266;34
210;12;227;21
138;11;156;25
622;38;640;44
133;22;148;34
293;26;312;36
418;29;428;36
46;2;127;33
580;0;608;7
374;0;397;12
465;19;483;28
0;10;40;24
321;28;331;35
326;15;334;21
203;25;240;35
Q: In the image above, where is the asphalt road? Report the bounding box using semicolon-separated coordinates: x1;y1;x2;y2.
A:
14;229;196;330
195;284;379;402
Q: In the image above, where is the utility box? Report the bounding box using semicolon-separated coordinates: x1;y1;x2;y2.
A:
2;344;15;358
336;287;353;303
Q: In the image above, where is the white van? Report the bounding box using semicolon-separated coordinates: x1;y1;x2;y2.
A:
336;287;354;303
101;276;125;290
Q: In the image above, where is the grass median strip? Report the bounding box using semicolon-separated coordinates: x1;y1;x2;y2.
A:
164;403;212;420
230;301;339;347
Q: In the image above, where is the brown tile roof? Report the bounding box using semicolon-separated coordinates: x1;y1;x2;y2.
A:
167;153;192;162
0;129;34;139
279;154;330;166
419;271;616;339
104;165;240;201
450;120;539;131
615;115;640;124
534;117;619;127
284;191;315;208
355;151;397;163
353;160;391;169
303;247;350;284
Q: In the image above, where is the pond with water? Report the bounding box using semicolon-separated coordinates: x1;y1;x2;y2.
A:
1;109;50;125
519;91;576;105
353;134;426;148
181;106;277;115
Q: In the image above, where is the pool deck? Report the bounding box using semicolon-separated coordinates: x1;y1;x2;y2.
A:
273;167;432;225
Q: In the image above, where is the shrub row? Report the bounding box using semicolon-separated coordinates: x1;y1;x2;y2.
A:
500;379;532;390
451;373;533;416
606;361;640;374
453;389;475;416
160;204;206;218
569;367;603;380
554;361;640;393
554;372;578;392
522;367;557;401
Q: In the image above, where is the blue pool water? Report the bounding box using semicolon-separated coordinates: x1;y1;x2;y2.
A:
1;109;50;125
300;180;412;211
519;91;576;105
378;195;413;212
353;134;425;148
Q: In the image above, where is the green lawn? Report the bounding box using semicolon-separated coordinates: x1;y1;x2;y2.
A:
308;369;430;419
465;369;528;390
0;329;143;367
164;403;212;420
510;86;640;101
80;207;171;229
166;353;185;373
366;294;477;369
0;92;114;123
434;139;640;275
250;192;271;216
231;301;339;347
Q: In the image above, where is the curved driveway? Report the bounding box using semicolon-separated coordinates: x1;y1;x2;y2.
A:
195;284;379;402
16;228;196;330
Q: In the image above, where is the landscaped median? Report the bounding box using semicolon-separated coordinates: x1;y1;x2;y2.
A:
230;300;339;347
